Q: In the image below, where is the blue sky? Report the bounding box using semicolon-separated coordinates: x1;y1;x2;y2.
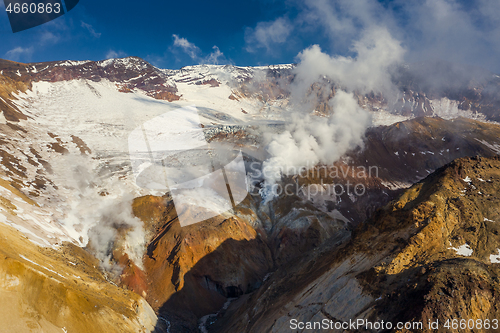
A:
1;0;500;72
0;0;296;68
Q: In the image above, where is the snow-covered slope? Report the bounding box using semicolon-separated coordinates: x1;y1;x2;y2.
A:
2;74;278;251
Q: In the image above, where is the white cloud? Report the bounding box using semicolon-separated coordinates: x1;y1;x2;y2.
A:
81;21;101;38
39;31;60;45
256;0;500;72
172;34;200;60
171;35;227;65
202;46;225;65
293;0;399;54
397;0;500;70
245;17;292;53
105;50;126;59
2;20;65;63
5;46;34;62
292;27;405;99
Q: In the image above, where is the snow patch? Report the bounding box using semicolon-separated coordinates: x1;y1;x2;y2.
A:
380;180;412;190
431;98;486;121
475;139;500;154
19;254;67;279
370;109;409;126
490;249;500;263
448;243;473;257
55;60;91;67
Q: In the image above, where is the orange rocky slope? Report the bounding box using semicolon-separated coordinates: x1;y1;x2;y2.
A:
0;220;158;333
125;191;349;332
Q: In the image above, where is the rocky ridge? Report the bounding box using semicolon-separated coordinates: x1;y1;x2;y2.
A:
210;156;500;333
2;57;500;122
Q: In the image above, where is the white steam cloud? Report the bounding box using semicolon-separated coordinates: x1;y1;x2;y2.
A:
245;17;293;53
5;46;34;62
260;27;405;201
85;195;145;273
172;34;227;65
262;91;371;185
292;27;405;99
53;156;145;273
173;34;200;60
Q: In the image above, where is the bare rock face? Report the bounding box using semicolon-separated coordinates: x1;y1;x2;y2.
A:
356;117;500;183
0;60;30;121
131;195;273;332
360;156;500;330
126;190;351;332
259;192;351;267
210;156;500;332
0;57;181;102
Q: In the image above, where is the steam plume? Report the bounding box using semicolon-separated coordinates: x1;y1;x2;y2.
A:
53;155;145;273
260;27;405;201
